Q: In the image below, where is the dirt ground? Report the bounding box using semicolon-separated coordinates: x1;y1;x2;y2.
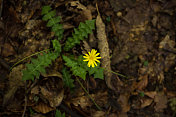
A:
0;0;176;117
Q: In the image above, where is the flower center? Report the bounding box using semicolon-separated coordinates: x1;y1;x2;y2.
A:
89;56;94;60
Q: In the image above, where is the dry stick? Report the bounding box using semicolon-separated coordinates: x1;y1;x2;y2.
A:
76;77;102;110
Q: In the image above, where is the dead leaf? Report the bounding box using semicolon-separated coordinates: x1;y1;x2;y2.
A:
159;35;175;49
154;92;167;112
141;98;153;108
96;5;114;90
1;42;16;57
32;102;54;114
70;1;92;20
31;86;40;95
71;91;107;109
136;75;148;91
92;111;105;117
144;91;157;99
71;95;92;109
40;86;64;108
3;64;24;106
118;93;130;113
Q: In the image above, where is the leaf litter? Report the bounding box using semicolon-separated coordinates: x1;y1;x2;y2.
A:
1;0;176;116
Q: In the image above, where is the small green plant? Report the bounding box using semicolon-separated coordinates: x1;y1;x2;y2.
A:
21;5;102;84
22;6;64;81
18;5;103;112
55;109;65;117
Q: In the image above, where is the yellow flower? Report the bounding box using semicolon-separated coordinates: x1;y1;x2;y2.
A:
83;49;101;67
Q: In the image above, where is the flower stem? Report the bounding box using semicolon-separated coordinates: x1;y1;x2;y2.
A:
101;67;128;78
76;77;102;110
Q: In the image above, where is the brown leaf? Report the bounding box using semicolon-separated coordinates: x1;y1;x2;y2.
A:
3;65;24;106
70;1;92;20
40;86;64;108
96;5;114;90
32;102;54;114
154;92;168;112
92;111;105;117
118;93;130;113
141;98;153;108
144;91;157;99
136;75;148;91
71;95;92;109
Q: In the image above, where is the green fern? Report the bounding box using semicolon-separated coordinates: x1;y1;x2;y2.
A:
64;20;95;51
62;55;104;80
42;6;64;41
55;109;65;117
62;67;75;89
22;6;64;81
22;52;58;81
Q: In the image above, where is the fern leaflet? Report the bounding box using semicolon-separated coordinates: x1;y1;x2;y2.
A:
62;67;75;89
64;20;95;51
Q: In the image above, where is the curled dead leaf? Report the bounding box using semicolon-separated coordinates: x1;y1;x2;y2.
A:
40;86;64;108
136;75;148;91
32;102;54;114
96;6;114;90
70;1;92;20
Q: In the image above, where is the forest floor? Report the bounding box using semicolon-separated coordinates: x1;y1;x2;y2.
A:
0;0;176;117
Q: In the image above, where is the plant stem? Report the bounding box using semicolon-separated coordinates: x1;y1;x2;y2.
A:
10;49;50;70
101;67;128;78
76;77;102;111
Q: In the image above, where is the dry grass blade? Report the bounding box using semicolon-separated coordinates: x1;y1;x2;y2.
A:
96;4;114;90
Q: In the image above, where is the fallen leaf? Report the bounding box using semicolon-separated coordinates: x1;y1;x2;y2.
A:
136;75;148;91
32;101;54;114
71;95;92;109
40;86;64;108
3;65;24;106
92;111;105;117
144;91;157;99
154;92;167;112
118;93;130;113
70;1;92;20
141;98;153;108
96;4;114;90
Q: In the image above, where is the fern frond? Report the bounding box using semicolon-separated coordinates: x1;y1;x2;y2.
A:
22;52;58;81
62;55;87;80
62;67;75;89
64;20;95;51
62;55;104;80
42;5;64;41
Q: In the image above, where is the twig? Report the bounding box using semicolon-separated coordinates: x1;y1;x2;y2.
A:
76;77;102;110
